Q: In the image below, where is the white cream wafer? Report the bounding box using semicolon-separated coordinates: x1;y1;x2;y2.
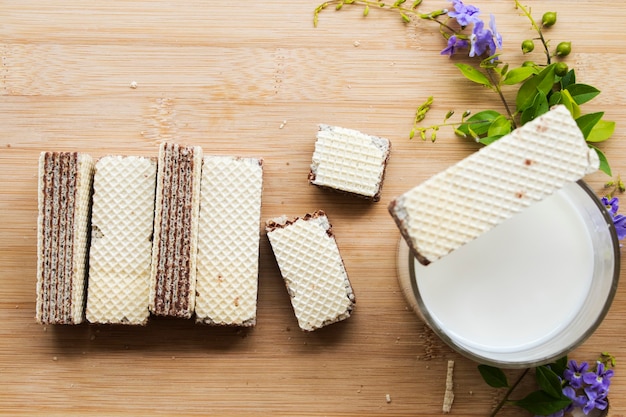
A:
86;156;156;325
195;156;263;326
389;105;600;265
309;125;391;201
266;211;355;331
36;151;94;324
150;142;203;318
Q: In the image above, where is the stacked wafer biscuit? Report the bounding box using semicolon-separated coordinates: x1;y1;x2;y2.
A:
35;142;266;326
35;123;411;330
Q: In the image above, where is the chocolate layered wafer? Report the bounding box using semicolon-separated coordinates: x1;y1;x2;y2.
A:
150;142;203;318
309;125;391;201
36;151;94;324
195;156;263;326
86;156;157;325
266;211;355;331
389;105;600;265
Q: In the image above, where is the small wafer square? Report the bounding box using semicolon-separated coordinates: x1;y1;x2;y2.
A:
388;105;600;265
309;125;391;201
150;142;203;318
266;211;355;331
36;151;94;324
86;156;157;325
195;156;264;326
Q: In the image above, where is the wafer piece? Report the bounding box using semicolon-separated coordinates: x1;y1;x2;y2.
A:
389;105;600;265
195;156;263;326
36;151;94;324
86;156;157;325
150;142;203;318
266;211;355;331
309;125;391;201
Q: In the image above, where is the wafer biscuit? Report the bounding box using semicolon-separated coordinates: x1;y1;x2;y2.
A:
36;151;94;324
86;156;157;324
266;211;355;331
389;105;600;265
195;156;263;326
150;142;203;318
309;125;390;201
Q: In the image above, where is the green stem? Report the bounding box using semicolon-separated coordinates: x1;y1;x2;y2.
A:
489;368;530;417
485;68;517;129
514;0;551;65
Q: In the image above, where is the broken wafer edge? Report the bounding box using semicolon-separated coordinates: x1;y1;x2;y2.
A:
36;152;94;324
309;125;391;201
389;105;600;265
195;156;263;326
86;155;157;325
266;211;355;331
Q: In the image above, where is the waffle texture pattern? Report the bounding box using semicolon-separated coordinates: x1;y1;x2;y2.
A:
195;156;263;326
86;156;156;324
266;212;355;331
389;105;600;265
310;125;390;201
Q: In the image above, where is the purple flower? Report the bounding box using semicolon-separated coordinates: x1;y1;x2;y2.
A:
448;0;481;27
563;386;587;409
564;360;589;389
582;386;609;414
441;35;469;56
602;196;619;216
582;362;614;391
614;214;626;240
489;14;503;49
469;20;494;57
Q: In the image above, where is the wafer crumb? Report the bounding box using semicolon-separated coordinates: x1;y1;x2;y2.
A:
130;81;138;89
385;394;392;403
443;360;455;413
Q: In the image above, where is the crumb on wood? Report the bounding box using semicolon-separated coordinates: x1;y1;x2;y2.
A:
443;360;455;414
129;81;138;89
385;394;391;404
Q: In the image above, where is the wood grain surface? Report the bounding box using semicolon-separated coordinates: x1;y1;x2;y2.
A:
1;1;625;416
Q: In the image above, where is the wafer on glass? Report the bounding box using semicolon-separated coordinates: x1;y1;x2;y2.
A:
388;105;600;265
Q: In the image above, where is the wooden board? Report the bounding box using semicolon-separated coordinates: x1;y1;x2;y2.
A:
1;1;625;415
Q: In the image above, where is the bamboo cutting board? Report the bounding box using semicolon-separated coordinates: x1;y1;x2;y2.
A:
1;1;625;416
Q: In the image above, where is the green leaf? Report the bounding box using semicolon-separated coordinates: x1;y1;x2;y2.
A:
456;110;503;138
477;365;509;388
587;119;616;143
520;90;548;125
479;134;505;145
576;112;604;138
536;366;564;399
516;64;556;112
590;145;612;176
549;356;569;377
455;63;493;89
487;115;512;137
502;66;536;85
513;391;571;416
560;69;576;89
548;90;562;107
565;83;600;105
560;89;581;119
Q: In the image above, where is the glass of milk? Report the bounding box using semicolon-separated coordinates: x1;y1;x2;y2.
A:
396;181;620;368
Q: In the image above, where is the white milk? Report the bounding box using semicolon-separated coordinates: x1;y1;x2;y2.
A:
415;190;594;353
